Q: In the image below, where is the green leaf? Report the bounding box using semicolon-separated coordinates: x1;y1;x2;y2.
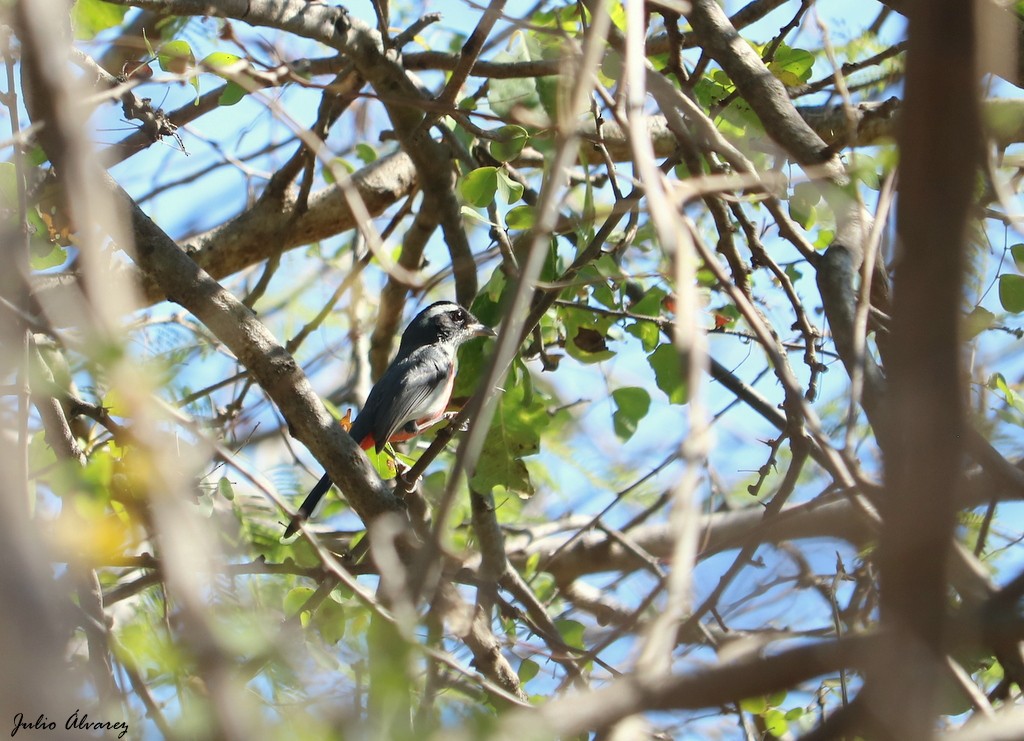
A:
0;163;53;252
625;320;660;352
630;286;668;317
311;596;346;645
792;180;820;205
998;273;1024;313
611;387;650;441
964;306;995;340
26;146;49;168
764;709;788;736
648;343;688;404
496;168;524;204
283;587;315;623
1011;243;1024;271
562;306;615;363
505;205;534;230
554;619;585;650
30;242;67;272
489;125;529;162
469;368;550;496
0;161;19;203
365;447;398;480
460;205;496;226
988;372;1024;419
460;167;499;207
518;659;540;684
355;143;378;164
788;200;816;230
694;76;732;109
739;696;768;714
217;477;235;501
767;690;787;707
848;154;881;190
768;44;815;86
201;51;244;74
158;40;195;75
486;35;551;124
217;81;247;107
488;52;540;117
322;157;355;184
591;280;616;309
71;0;128;40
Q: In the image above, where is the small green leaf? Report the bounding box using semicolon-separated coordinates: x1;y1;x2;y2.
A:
739;696;768;714
460;206;496;226
767;44;815;86
1011;243;1024;271
998;274;1024;313
764;709;788;736
505;205;534;230
322;158;355;184
489;125;529;162
648;343;688;404
158;40;195;75
625;320;660;352
496;168;524;204
788;200;816;230
611;387;651;441
217;477;234;501
26;146;49;167
460;166;499;207
964;306;995;340
630;287;668;316
365;447;397;480
217;81;247;106
518;659;540;684
355;143;377;164
555;619;585;650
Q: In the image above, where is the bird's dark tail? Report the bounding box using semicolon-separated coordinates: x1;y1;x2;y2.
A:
284;472;334;537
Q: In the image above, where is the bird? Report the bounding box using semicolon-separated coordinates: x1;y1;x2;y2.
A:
284;301;496;537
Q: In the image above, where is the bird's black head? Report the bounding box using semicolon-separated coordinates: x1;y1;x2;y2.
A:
398;301;495;353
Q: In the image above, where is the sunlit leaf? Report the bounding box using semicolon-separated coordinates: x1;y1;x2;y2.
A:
71;0;127;39
158;40;195;75
611;387;651;441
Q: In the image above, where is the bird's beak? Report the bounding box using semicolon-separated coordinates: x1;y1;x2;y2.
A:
470;322;497;338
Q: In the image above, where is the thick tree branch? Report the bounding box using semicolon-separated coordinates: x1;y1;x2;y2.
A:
867;2;980;738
